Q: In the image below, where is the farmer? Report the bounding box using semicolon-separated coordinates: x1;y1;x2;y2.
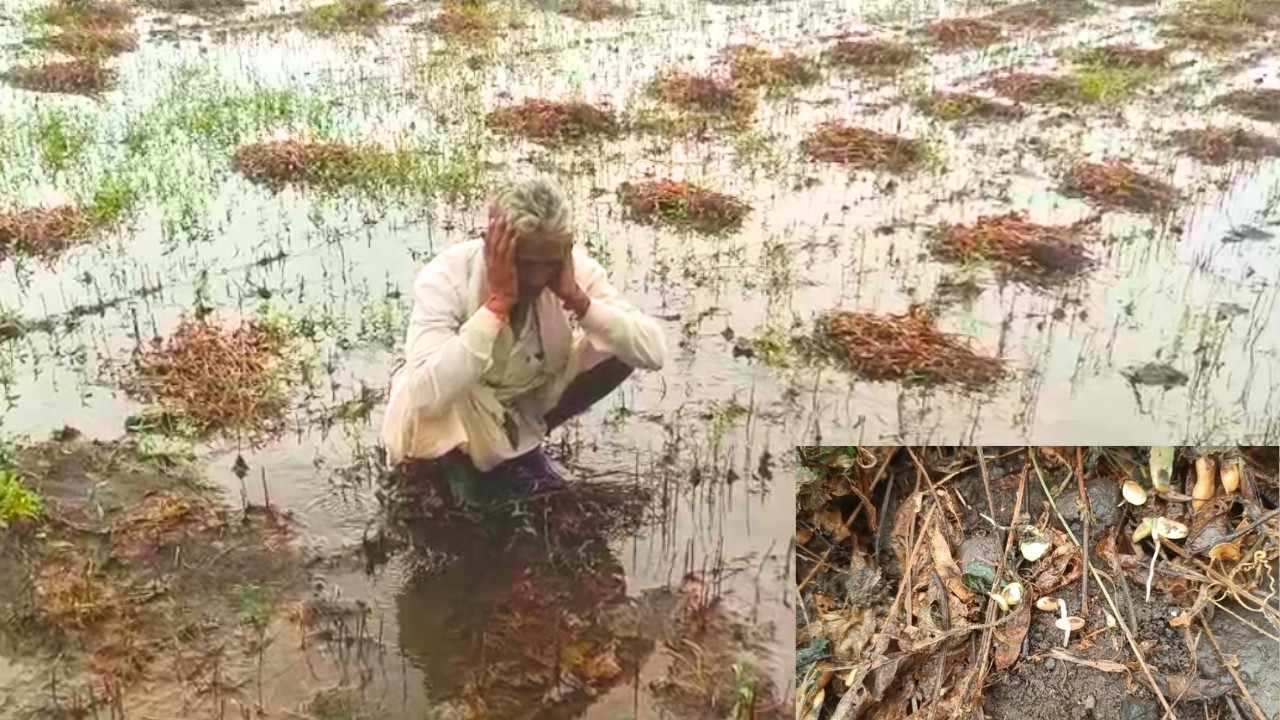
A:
381;176;668;507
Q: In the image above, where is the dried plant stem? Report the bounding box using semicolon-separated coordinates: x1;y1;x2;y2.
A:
1030;450;1176;719
1200;618;1267;720
797;448;894;593
1076;447;1090;616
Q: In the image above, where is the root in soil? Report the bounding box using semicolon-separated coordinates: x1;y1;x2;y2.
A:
721;44;821;89
986;0;1096;29
1218;88;1280;123
1066;160;1178;213
36;25;138;58
425;0;504;40
120;316;294;438
486;98;620;144
801;121;924;172
561;0;632;21
815;308;1005;387
987;72;1078;104
1173;127;1280;164
34;0;134;28
0;205;95;261
616;179;750;234
302;0;398;32
917;91;1025;121
2;58;115;95
933;212;1096;285
927;18;1004;48
824;39;916;73
650;69;757;120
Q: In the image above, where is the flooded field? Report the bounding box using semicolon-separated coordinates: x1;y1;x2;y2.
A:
0;0;1278;716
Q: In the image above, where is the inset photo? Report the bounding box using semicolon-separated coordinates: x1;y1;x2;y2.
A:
796;446;1279;720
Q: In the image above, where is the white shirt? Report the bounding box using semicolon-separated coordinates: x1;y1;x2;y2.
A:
381;240;668;471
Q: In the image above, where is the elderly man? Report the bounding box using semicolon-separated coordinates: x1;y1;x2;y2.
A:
382;177;667;508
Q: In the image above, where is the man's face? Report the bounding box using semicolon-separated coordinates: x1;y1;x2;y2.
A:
514;230;567;300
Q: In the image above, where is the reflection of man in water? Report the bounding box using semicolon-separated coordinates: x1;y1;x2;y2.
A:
381;177;667;505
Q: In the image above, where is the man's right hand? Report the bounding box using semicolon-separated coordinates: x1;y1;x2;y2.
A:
483;203;519;319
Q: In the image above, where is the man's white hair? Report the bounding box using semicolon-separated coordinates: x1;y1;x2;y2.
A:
494;176;573;241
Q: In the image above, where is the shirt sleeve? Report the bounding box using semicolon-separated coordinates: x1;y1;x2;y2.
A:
574;249;668;370
401;256;504;416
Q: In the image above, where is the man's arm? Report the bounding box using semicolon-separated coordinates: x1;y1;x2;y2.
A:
571;250;669;370
400;257;504;416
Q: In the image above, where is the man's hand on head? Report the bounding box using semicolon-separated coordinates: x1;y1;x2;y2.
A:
483;203;520;320
550;249;590;318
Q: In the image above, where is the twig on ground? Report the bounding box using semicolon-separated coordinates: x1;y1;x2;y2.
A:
1031;450;1177;719
1076;447;1090;617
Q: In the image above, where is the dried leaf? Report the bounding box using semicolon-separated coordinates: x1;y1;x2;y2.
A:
928;524;973;602
817;507;851;542
993;601;1031;669
797;527;814;545
583;645;623;684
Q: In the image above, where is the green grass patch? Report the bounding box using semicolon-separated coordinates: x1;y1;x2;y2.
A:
0;468;43;529
86;172;142;226
303;0;395;33
29;0;134;29
32;107;94;175
1071;62;1157;103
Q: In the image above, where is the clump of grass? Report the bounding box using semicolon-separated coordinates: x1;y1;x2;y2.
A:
36;25;138;58
140;0;248;16
986;72;1078;103
232;138;423;193
1163;0;1277;45
800;121;922;172
824;38;916;73
86;173;141;226
1173;127;1280;164
35;562;118;628
0;206;94;260
617;179;750;234
561;0;632;21
650;69;757;120
32;0;134;28
32;107;94;174
426;0;504;41
1065;160;1178;213
0;469;43;529
986;0;1095;29
933;212;1096;285
1217;89;1280;122
1072;44;1171;68
927;18;1003;48
486;98;620;145
1072;62;1157;103
2;58;115;95
120;316;295;438
721;45;821;89
302;0;396;33
816;308;1006;387
916;91;1024;121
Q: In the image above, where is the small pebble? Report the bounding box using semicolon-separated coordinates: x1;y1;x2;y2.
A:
1084;695;1096;712
1045;658;1055;671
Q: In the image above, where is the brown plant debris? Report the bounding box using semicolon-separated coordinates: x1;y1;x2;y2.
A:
1078;43;1171;68
800;121;923;172
721;44;821;89
824;39;916;72
0;205;94;261
934;213;1096;284
120;317;294;437
616;179;750;234
2;58;115;95
486;98;620;144
141;0;249;15
36;0;135;28
1066;161;1178;213
987;0;1096;29
561;0;632;21
650;69;757;119
816;308;1005;387
426;1;503;40
36;25;138;57
917;91;1025;121
1217;88;1280;123
928;18;1004;48
1173;127;1280;164
230;139;396;190
797;445;1280;720
987;72;1077;103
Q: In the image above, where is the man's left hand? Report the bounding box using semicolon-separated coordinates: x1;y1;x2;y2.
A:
551;251;590;317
